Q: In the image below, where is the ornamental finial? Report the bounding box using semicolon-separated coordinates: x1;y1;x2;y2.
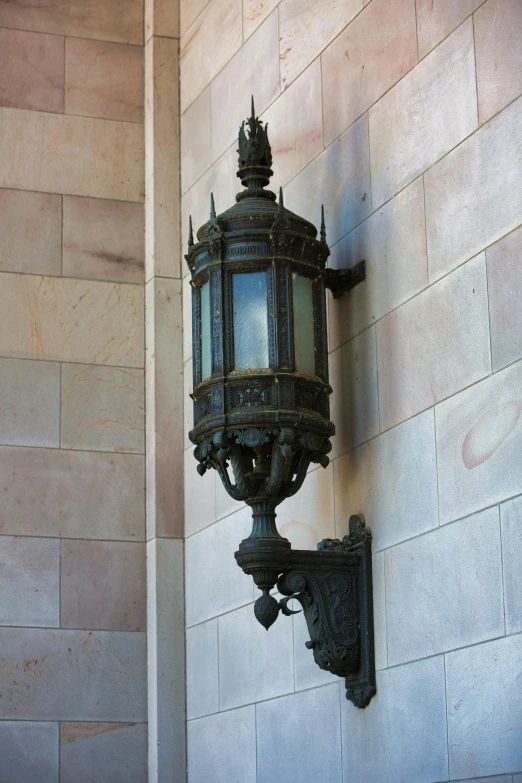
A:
210;192;216;219
278;187;284;212
237;97;272;172
320;205;326;244
188;215;194;247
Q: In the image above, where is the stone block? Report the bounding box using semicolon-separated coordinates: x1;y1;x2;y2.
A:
61;365;144;453
218;602;294;710
0;188;62;276
0;446;144;540
0;28;64;113
386;507;504;666
436;360;522;524
61;541;146;631
341;656;448;782
188;706;256;783
328;178;427;350
322;0;417;145
0;628;147;721
284;113;370;247
257;684;342;783
447;634;522;778
372;550;387;671
0;108;144;202
276;461;335;549
425;96;522;281
501;495;522;635
181;87;211;194
335;410;438;551
0;537;59;627
0;358;60;447
0;273;144;366
184;446;216;537
145;0;179;40
186;619;218;719
60;723;147;783
180;0;210;35
243;0;278;40
63;196;144;284
416;0;484;58
370;20;477;208
376;254;491;431
487;226;522;371
0;721;58;783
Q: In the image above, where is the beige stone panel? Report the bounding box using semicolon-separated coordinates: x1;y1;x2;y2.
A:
0;273;144;367
182;273;193;361
436;360;522;524
261;58;323;188
0;108;144;202
210;11;280;162
425;97;522;281
369;20;477;208
416;0;486;58
243;0;278;40
145;36;180;280
0;446;144;539
146;279;184;538
321;0;417;145
65;39;143;124
487;226;522;371
474;0;522;124
0;536;60;627
181;87;211;193
145;0;179;41
184;447;216;537
61;365;145;453
0;189;62;275
61;541;146;631
0;0;143;45
328;178;427;351
0;28;64;113
180;0;242;112
180;0;209;35
277;462;335;549
61;723;147;783
63;197;144;284
279;0;362;90
0;358;60;447
376;254;491;431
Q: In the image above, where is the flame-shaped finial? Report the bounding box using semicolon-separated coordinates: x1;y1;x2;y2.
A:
278;187;284;213
188;215;194;247
250;95;256;123
320;205;327;244
210;192;216;220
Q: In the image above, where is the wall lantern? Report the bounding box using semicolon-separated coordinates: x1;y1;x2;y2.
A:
185;99;375;708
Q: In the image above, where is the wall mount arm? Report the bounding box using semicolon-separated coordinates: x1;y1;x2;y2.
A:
324;260;366;299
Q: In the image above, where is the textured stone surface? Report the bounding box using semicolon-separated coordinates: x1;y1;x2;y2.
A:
279;0;362;89
0;446;144;540
0;188;62;276
341;656;448;782
329;326;379;458
184;444;216;536
0;628;147;721
501;495;522;635
0;273;144;366
188;706;256;783
65;38;143;123
186;619;218;719
180;0;210;35
416;0;484;58
328;177;427;350
0;0;143;44
436;360;522;524
284;113;370;247
257;684;342;783
277;461;335;549
185;506;252;626
386;507;504;665
425;97;522;281
370;20;477;208
183;274;193;361
335;410;438;551
0;358;60;447
181;87;211;193
61;541;146;631
0;537;59;627
372;551;387;671
61;364;144;453
0;721;58;783
447;634;522;778
322;0;417;144
262;59;323;188
376;254;491;431
63;196;144;284
145;0;179;40
218;602;294;710
243;0;278;39
0;108;144;201
180;0;242;112
60;723;147;783
0;28;64;113
487;226;522;371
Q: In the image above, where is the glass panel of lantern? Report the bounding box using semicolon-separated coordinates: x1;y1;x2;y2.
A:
232;272;269;370
200;279;211;381
292;273;316;376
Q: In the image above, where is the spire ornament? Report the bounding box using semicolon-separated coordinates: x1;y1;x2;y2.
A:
236;96;275;201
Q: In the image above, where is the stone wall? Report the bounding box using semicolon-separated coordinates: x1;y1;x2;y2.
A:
181;1;522;782
0;1;148;780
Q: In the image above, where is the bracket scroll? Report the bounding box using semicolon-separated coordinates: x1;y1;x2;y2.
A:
324;260;366;299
